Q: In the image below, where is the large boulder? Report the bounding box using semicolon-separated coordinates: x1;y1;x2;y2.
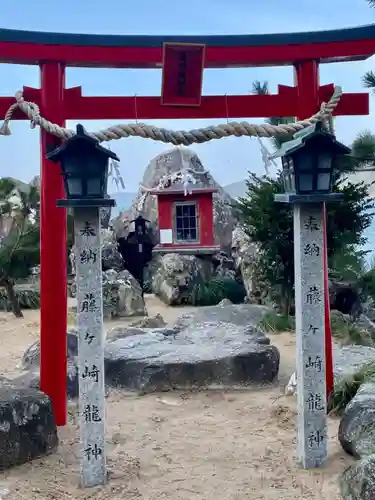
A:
104;303;279;392
113;148;235;252
152;253;213;305
19;329;79;399
340;455;375;500
102;269;146;318
100;229;124;272
21;329;78;371
11;359;79;399
329;279;362;318
0;387;58;470
339;381;375;458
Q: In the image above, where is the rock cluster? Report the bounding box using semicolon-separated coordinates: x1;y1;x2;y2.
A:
14;303;280;399
0;385;58;470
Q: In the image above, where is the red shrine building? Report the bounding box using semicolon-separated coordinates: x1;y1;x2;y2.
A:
151;183;220;255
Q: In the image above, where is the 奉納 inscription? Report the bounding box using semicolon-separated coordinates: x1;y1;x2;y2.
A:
303;242;320;257
304;216;320;231
80;221;96;237
79;248;97;264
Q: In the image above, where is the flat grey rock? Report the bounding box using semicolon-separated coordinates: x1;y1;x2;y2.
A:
172;303;272;331
0;387;58;470
334;345;375;382
340;454;375;499
339;382;375;458
104;320;279;391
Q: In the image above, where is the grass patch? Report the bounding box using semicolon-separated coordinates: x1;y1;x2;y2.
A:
328;361;375;415
191;277;246;306
330;311;373;347
259;311;294;333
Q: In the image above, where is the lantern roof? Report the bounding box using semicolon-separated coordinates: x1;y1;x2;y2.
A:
270;122;351;160
47;124;120;163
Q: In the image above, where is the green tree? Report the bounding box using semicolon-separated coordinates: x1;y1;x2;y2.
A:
0;178;40;317
362;1;375;89
235;82;375;314
251;80;295;149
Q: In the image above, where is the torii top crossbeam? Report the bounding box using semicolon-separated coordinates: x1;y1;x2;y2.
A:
0;24;375;67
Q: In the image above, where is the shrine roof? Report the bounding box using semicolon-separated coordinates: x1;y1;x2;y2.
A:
150;184;217;195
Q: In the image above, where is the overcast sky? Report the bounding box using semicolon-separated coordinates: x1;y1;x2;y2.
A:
1;0;375;192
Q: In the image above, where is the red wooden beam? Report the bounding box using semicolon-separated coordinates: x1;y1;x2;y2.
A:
63;93;299;120
0;86;368;122
0;38;374;68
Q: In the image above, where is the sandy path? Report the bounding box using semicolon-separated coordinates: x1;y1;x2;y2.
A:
0;298;353;499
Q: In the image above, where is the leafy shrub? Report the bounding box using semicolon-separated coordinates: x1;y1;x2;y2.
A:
191;277;246;306
259;311;295;333
328;361;375;415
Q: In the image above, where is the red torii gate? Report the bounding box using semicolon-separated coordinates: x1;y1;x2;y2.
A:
0;25;372;426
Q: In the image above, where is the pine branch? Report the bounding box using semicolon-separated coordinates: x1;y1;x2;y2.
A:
362;71;375;92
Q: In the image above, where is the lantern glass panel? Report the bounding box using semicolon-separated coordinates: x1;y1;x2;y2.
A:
298;173;314;193
317;171;331;192
87;177;102;197
66;177;83;197
318;152;332;170
295;151;314;194
316;152;333;193
282;156;295;193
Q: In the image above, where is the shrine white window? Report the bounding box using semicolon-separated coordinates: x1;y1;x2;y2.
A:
173;201;199;243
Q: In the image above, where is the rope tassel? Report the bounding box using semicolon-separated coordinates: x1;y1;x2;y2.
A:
0;121;11;136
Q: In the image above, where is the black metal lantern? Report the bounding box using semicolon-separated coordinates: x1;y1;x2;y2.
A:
131;215;150;237
272;122;350;204
47;124;119;208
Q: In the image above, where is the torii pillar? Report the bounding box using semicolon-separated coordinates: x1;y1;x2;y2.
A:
39;62;68;426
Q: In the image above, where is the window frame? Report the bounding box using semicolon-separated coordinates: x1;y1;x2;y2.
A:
172;200;200;244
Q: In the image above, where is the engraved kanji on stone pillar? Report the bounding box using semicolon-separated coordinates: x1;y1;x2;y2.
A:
74;207;106;487
294;204;327;469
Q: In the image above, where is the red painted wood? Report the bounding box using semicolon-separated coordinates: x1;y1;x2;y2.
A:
161;43;205;106
0;89;367;122
157;196;173;230
156;192;214;248
198;194;215;247
294;61;334;406
39;62;67;427
0;38;374;68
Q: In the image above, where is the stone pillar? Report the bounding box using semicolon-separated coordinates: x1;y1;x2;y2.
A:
74;207;106;487
294;203;327;469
